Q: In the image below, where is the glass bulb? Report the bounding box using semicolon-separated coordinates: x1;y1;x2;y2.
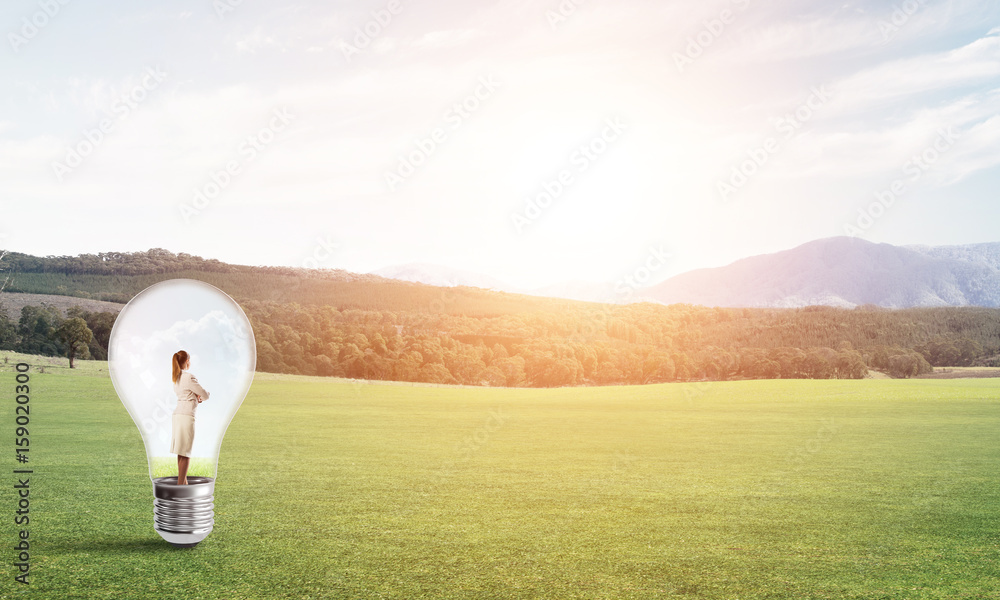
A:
108;279;255;547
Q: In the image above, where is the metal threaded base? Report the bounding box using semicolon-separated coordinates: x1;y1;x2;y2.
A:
152;476;215;548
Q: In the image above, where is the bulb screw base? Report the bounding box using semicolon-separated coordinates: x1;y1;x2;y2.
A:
152;476;215;548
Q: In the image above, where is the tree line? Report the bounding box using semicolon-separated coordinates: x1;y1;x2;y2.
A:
11;296;999;384
1;248;997;384
241;300;946;385
0;303;111;368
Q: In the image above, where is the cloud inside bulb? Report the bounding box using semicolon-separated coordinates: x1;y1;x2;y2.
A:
123;311;249;453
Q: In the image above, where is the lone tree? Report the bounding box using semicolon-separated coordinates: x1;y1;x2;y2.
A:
56;317;93;368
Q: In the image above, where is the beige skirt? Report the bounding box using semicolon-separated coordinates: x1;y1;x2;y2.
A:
170;414;195;457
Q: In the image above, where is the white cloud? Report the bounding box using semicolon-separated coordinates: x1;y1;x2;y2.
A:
753;88;1000;184
721;14;885;61
935;114;1000;184
706;0;996;65
232;26;285;54
824;32;1000;114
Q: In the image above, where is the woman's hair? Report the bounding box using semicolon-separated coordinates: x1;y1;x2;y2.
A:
171;350;189;384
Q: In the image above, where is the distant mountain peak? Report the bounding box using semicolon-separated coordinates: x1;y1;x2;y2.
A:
644;237;1000;308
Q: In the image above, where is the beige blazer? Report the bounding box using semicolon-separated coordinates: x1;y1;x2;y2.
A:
173;370;210;416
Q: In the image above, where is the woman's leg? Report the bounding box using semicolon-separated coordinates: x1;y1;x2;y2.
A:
177;455;190;485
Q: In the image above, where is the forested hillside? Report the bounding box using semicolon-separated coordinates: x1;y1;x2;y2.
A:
0;249;573;314
2;249;998;386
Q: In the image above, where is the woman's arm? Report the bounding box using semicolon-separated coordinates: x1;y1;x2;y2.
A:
188;374;210;402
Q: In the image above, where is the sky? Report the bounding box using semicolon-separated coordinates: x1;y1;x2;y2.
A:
2;0;999;290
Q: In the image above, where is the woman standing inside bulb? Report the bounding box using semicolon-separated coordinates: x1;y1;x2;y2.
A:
170;350;210;485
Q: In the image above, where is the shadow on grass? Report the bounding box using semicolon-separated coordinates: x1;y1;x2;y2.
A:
57;538;187;554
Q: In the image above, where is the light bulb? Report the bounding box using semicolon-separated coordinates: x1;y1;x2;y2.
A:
108;279;255;548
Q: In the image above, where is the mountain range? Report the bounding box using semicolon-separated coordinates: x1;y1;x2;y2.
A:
372;237;1000;309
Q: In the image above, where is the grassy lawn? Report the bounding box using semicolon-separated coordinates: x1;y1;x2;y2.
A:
1;354;999;598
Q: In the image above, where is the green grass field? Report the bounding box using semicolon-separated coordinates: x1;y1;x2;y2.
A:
1;353;999;599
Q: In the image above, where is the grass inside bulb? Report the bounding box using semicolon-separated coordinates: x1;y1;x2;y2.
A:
108;279;256;548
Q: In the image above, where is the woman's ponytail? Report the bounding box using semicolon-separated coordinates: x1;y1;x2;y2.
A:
172;350;189;384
